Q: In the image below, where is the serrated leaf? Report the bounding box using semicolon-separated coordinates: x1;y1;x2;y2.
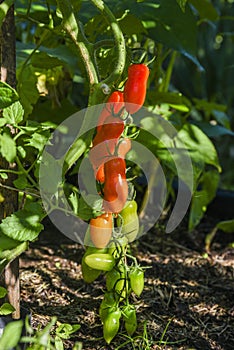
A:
0;82;19;109
0;320;23;350
0;208;44;242
0;303;15;316
0;133;16;162
3;101;24;125
216;220;234;233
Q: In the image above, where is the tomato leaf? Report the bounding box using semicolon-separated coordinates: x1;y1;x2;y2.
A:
3;101;24;125
189;0;219;21
0;82;19;109
0;133;16;162
189;169;219;230
216;220;234;233
0;303;15;316
0;203;44;242
0;320;23;350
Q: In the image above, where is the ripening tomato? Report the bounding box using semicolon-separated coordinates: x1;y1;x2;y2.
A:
103;158;128;213
117;138;131;159
101;115;124;140
90;213;113;248
97;91;124;132
117;200;139;242
89;138;117;170
95;164;105;183
124;64;149;114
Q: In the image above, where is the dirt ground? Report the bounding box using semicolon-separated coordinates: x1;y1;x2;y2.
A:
19;212;234;350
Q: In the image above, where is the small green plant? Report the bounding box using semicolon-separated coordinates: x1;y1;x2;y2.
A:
0;315;81;350
0;286;15;316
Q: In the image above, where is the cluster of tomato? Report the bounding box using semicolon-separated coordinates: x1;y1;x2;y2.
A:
81;63;149;344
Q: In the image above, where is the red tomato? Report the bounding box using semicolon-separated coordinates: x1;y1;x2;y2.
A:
103;158;128;213
124;64;149;114
95;164;105;183
100;115;124;141
97;91;124;132
89;138;117;170
90;213;113;248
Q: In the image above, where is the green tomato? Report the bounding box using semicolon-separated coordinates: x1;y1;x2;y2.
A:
84;253;115;271
117;200;139;242
129;267;144;297
123;305;137;336
99;292;117;322
103;308;121;344
81;257;101;283
81;246;107;283
106;265;127;301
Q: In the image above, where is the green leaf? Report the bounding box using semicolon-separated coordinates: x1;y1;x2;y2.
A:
0;82;19;109
56;323;81;339
176;0;188;12
13;175;29;190
0;302;15;316
193;98;226;114
189;170;219;230
0;0;14;27
148;91;191;112
216;220;234;233
0;206;44;242
26;130;51;151
189;0;219;21
17;65;40;118
0;133;16;162
131;0;202;68
0;320;23;350
119;13;147;35
0;233;21;252
54;336;64;350
0;286;7;298
0;118;7;127
192;122;234;138
177;123;221;172
3;101;24;125
0;242;28;275
31;51;64;69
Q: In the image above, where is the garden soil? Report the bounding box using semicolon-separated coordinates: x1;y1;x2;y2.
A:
20;212;234;350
